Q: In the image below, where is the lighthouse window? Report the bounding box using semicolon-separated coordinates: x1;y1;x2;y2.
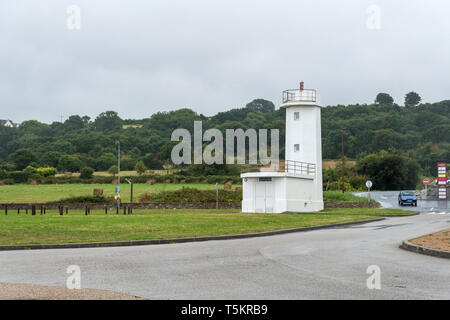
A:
294;144;300;152
294;112;300;120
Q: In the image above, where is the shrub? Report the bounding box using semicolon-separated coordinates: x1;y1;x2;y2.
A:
134;160;147;176
80;167;94;179
55;195;112;204
1;178;15;185
327;181;355;192
36;167;57;177
348;175;369;190
107;165;118;177
8;171;30;183
139;187;242;203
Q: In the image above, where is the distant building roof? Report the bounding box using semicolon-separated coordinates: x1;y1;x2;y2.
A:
0;119;17;127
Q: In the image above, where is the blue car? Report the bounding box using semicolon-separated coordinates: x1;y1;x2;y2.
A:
398;191;417;206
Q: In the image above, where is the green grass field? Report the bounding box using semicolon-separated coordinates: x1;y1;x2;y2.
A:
0;183;230;203
0;183;372;204
0;209;389;245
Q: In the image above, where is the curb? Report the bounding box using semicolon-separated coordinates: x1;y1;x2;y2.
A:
285;212;420;218
379;212;420;217
399;240;450;259
0;218;384;252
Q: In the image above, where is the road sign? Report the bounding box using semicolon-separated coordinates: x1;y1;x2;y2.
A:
365;180;373;203
115;186;120;200
423;178;430;185
437;163;447;200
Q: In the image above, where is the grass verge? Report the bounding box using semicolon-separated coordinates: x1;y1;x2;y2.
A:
0;183;235;203
317;208;415;216
323;191;377;203
0;209;380;246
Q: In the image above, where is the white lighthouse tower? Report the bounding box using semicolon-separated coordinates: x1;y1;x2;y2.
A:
240;82;324;213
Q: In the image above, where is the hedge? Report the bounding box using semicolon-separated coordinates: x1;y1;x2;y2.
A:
139;187;242;203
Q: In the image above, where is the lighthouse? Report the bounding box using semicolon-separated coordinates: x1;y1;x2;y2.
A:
240;82;324;213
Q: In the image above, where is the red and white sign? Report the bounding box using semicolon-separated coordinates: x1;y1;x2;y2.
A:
437;163;447;200
423;178;430;185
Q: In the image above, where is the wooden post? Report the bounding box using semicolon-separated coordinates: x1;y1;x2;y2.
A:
88;207;91;215
66;207;68;214
44;207;46;215
26;207;28;215
32;205;36;215
40;206;43;215
4;204;7;215
59;206;63;216
85;206;88;216
105;206;108;215
123;205;126;215
17;208;20;215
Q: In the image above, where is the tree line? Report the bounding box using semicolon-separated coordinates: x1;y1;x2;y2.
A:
0;94;448;188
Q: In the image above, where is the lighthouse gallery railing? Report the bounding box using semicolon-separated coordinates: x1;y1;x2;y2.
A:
284;160;316;176
282;89;317;103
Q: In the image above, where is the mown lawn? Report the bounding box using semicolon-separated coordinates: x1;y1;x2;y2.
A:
0;209;381;245
322;191;377;203
0;183;232;203
0;183;371;204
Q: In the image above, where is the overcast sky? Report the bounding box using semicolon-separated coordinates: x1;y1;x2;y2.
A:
1;0;449;123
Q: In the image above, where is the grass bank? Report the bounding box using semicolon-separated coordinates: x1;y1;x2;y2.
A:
323;191;377;203
0;209;382;246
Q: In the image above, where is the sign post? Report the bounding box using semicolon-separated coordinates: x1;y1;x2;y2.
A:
365;180;373;203
216;182;219;210
125;178;133;215
423;178;430;196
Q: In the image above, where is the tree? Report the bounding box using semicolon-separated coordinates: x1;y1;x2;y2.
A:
10;149;36;170
375;93;394;104
405;92;421;106
96;153;117;171
94;111;123;131
357;153;420;190
134;160;147;175
108;165;118;177
64;115;85;131
58;155;83;172
246;99;275;113
80;167;94;179
40;151;61;168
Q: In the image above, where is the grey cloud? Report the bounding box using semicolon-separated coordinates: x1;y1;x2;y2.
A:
0;0;449;123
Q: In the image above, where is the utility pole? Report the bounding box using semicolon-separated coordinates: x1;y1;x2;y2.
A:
341;128;347;193
117;140;121;212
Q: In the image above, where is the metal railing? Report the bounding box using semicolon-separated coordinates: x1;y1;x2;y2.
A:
282;89;317;103
284;160;316;176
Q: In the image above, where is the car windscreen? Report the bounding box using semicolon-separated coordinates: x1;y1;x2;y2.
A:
402;192;415;196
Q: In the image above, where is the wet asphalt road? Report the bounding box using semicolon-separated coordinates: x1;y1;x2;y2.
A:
355;191;450;214
0;191;449;299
